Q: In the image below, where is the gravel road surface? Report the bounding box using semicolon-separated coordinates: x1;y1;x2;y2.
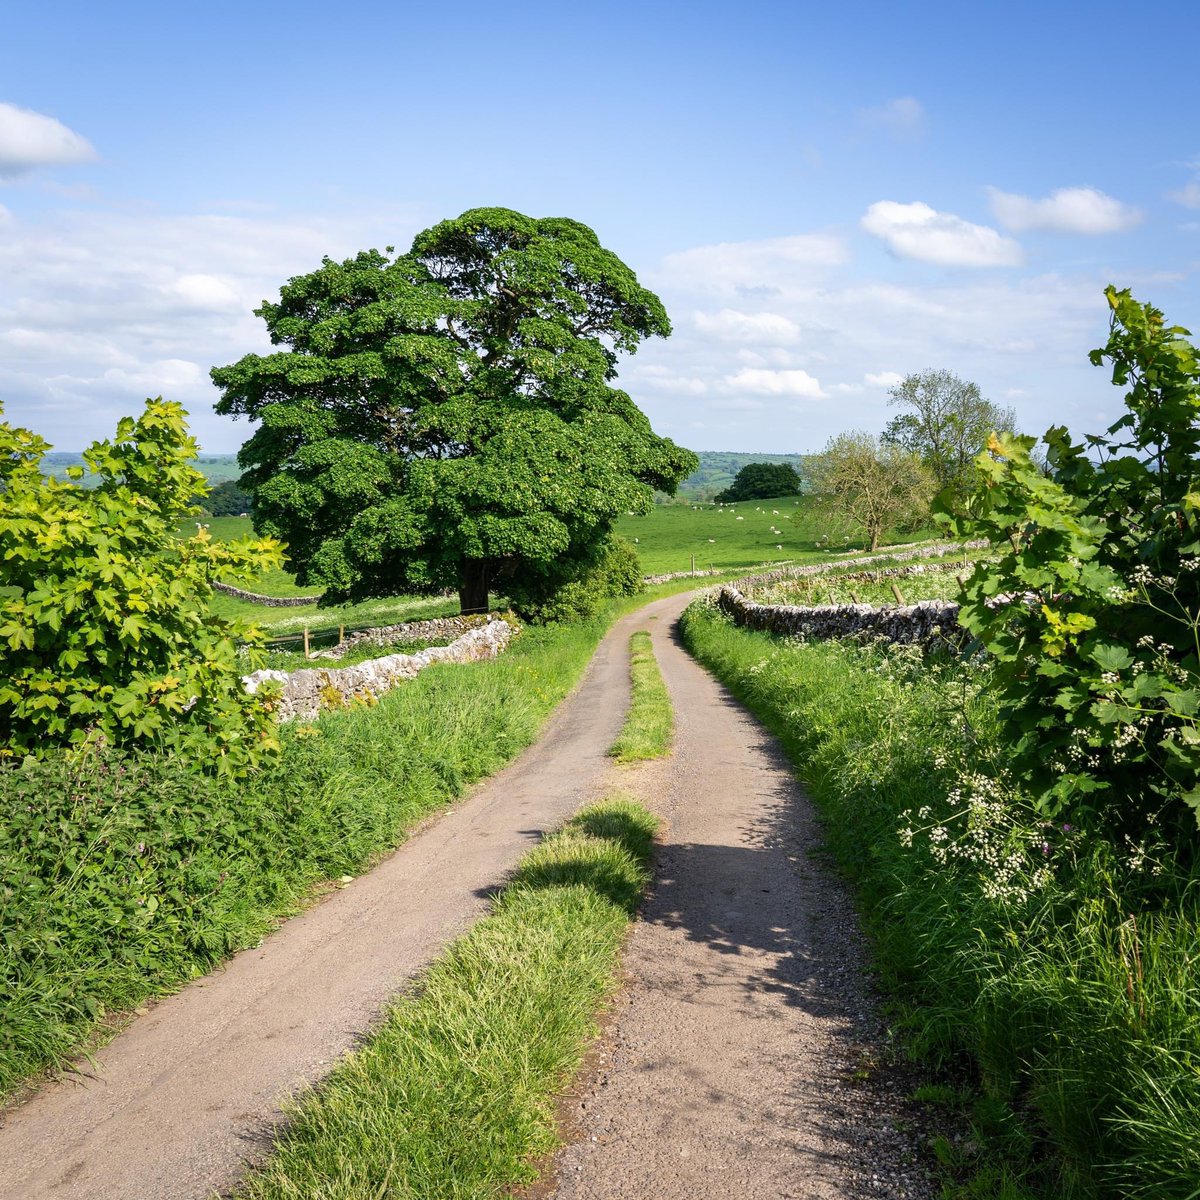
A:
0;592;932;1199
550;606;933;1200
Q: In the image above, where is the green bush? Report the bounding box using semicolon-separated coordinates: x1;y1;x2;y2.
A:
0;400;281;772
508;534;643;624
949;289;1200;844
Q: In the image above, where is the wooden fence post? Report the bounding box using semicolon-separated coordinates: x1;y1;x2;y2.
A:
890;582;906;604
303;625;310;659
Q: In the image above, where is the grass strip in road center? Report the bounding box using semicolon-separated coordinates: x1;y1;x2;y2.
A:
235;796;659;1200
609;630;674;763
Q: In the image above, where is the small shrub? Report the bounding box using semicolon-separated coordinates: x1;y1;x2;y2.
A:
0;399;282;774
509;534;643;624
949;289;1200;844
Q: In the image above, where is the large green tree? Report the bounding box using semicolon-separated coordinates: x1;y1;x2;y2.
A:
714;461;802;503
211;208;697;614
882;369;1015;503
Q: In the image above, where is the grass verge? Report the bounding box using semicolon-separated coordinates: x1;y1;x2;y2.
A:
235;796;657;1200
609;630;674;763
0;579;699;1100
679;598;1200;1199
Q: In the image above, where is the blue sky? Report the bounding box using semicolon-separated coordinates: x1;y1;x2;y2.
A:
2;0;1199;453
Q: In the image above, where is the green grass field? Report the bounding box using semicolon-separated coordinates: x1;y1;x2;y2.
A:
192;502;942;619
617;497;940;575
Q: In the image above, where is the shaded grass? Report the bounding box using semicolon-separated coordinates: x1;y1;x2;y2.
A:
0;580;699;1099
257;634;458;672
235;797;658;1200
214;591;466;636
609;630;673;762
679;600;1200;1199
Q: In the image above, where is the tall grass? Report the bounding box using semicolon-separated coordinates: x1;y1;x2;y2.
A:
236;797;658;1199
0;590;684;1099
679;599;1200;1199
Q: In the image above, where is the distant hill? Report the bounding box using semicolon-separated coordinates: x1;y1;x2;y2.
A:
667;451;813;502
39;448;805;503
40;452;242;487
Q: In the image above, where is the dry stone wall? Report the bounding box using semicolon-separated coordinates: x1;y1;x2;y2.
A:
311;614;492;661
243;616;517;722
643;539;988;588
717;587;966;650
212;581;315;607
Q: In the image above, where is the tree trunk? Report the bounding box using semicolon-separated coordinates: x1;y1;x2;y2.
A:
869;529;881;552
457;558;490;614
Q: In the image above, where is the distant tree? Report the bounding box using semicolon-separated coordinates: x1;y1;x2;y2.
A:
205;479;253;517
882;369;1015;503
810;431;935;552
714;461;802;503
211;208;696;617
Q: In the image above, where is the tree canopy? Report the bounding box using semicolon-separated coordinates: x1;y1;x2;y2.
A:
810;431;934;552
211;208;697;614
882;369;1015;503
714;461;802;503
201;479;254;517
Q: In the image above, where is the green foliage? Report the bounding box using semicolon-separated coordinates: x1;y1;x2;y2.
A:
670;450;811;501
681;601;1200;1198
810;429;936;552
713;460;802;503
212;207;697;614
204;479;253;517
947;289;1200;841
235;797;656;1199
506;533;643;624
883;369;1016;504
0;400;282;771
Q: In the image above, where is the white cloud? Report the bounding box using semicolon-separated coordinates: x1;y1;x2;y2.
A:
658;232;847;293
634;364;709;395
0;203;423;448
861;200;1023;267
692;308;799;343
859;96;925;138
167;273;244;311
0;102;96;178
864;371;903;388
1168;181;1200;209
988;186;1141;234
725;367;825;398
623;258;1119;453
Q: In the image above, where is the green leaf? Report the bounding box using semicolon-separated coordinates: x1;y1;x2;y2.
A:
1089;643;1134;672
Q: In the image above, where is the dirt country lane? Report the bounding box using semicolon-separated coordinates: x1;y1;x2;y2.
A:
0;591;930;1199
